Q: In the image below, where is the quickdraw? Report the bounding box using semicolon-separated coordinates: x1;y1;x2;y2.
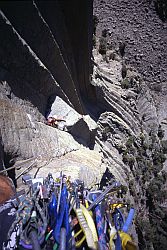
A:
4;172;137;250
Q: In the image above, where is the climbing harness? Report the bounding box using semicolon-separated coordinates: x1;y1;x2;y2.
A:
3;171;137;250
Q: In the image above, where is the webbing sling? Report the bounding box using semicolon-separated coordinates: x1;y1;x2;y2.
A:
53;186;71;246
92;193;108;250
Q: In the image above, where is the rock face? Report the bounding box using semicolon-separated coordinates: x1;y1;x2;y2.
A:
94;0;167;140
0;1;167;249
94;0;167;91
92;48;167;249
93;1;167;249
0;0;96;115
0;1;103;185
47;96;97;146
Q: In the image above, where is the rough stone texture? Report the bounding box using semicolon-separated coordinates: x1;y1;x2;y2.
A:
17;148;104;190
0;1;83;114
93;0;167;169
0;1;103;187
92;43;167;248
36;0;96;105
92;51;139;182
47;96;97;146
94;0;167;143
0;1;167;248
94;0;167;90
0;11;71;115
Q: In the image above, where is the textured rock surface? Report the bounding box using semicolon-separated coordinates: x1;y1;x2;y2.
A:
92;47;167;249
17;148;105;190
47;96;97;146
94;0;167;141
0;1;167;249
93;1;167;249
0;1;83;113
0;1;100;178
94;0;167;90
